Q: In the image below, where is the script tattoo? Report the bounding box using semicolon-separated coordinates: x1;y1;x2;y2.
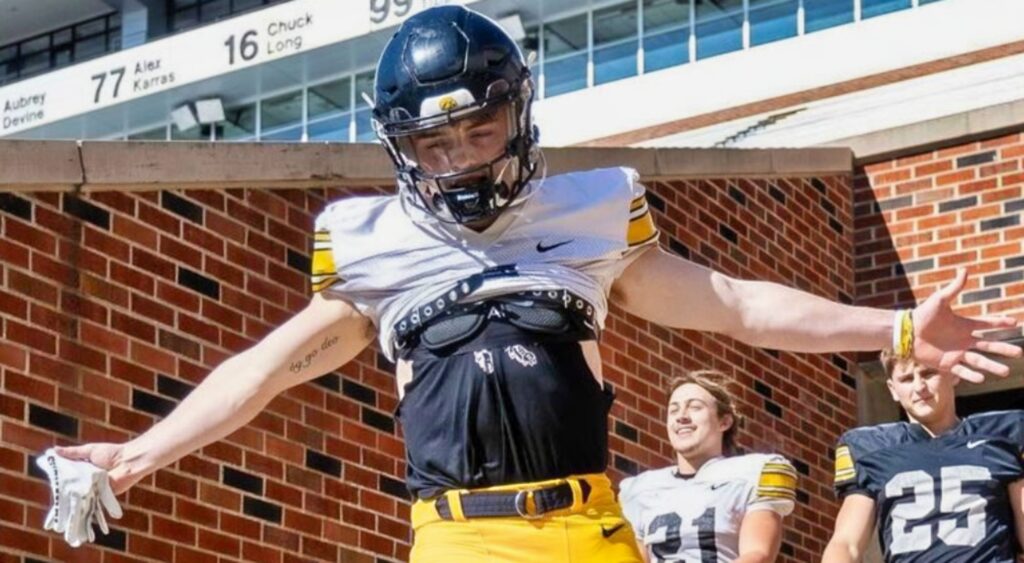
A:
289;334;340;374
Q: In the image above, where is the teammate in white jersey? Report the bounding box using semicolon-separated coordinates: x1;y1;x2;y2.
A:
44;5;1021;562
621;370;797;563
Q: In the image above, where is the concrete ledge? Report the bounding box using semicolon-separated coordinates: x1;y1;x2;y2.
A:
827;98;1024;163
0;141;852;192
0;140;83;190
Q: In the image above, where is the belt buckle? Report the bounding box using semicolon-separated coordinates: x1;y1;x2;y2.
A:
514;488;544;520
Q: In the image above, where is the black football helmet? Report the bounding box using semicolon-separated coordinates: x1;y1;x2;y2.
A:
372;6;540;225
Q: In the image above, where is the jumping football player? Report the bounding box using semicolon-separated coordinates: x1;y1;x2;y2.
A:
823;350;1024;562
46;6;1020;562
621;370;797;562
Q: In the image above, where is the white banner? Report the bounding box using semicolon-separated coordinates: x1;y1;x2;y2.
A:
0;0;473;136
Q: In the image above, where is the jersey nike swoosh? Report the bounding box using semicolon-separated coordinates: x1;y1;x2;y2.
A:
967;440;987;449
601;523;626;538
536;240;573;253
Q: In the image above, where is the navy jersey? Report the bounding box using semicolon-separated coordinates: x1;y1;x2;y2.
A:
834;411;1024;563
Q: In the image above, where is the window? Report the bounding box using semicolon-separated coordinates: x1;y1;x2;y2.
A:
168;0;292;34
354;71;376;142
308;78;351;142
219;103;257;141
0;13;121;85
696;0;743;60
593;2;638;86
261;91;303;141
749;0;798;46
543;14;588;97
805;0;854;33
129;126;169;140
862;0;912;19
643;0;689;73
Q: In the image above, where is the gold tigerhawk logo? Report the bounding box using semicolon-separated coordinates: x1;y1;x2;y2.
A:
439;96;459;111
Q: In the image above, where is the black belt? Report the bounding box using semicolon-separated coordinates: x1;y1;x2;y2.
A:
434;480;593;520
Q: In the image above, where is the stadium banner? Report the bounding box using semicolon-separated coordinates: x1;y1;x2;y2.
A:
0;0;474;136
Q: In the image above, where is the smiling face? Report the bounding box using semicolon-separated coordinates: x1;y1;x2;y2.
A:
666;382;734;460
887;360;959;426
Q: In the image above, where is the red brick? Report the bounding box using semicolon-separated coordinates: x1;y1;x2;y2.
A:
198;529;241;557
129;533;176;560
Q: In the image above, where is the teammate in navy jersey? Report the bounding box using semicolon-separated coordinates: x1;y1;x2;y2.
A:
824;350;1024;562
42;6;1021;562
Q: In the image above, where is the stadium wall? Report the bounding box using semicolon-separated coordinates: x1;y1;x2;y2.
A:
0;142;853;562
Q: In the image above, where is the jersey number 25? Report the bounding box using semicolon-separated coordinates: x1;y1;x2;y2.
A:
885;465;990;555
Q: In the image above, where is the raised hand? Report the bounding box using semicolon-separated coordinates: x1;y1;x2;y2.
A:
912;268;1022;383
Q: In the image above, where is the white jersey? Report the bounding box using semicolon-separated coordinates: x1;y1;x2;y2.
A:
619;454;797;562
311;167;659;359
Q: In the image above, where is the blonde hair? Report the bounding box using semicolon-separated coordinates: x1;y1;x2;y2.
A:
880;348;916;378
666;370;742;454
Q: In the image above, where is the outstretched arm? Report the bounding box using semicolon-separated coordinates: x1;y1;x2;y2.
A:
57;293;375;493
614;247;1020;381
822;494;876;563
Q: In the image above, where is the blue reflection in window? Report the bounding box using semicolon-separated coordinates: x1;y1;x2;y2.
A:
262;126;303;141
595;40;638;85
862;0;911;19
308;114;349;142
696;0;743;60
805;0;854;33
644;27;688;73
750;0;798;46
355;108;376;142
545;53;588;97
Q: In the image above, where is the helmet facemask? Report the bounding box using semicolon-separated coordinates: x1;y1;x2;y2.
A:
376;79;539;226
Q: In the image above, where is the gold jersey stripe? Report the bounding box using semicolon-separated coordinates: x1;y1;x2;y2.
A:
311;249;337;276
314;231;332;243
758;473;797;491
758;490;797;500
834;446;855;479
311;275;340;293
627;211;658;246
630;196;647;212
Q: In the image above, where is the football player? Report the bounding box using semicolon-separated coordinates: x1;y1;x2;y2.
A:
47;6;1020;562
621;370;797;562
823;350;1024;562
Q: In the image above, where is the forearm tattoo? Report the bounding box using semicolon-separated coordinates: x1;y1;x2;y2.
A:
289;334;340;374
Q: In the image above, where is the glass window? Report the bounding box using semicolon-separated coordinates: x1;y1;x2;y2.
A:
750;0;798;46
308;78;352;142
643;0;689;73
543;14;588;97
695;0;743;60
21;36;49;55
261;90;303;141
593;2;637;86
52;29;72;47
172;6;200;31
354;72;376;142
129;126;168;140
171;123;206;140
75;18;107;38
201;0;231;22
233;0;267;11
19;51;50;77
861;0;911;19
75;36;107;60
805;0;854;33
220;103;257;141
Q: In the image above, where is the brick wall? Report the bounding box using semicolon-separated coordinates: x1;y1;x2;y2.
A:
853;131;1024;315
0;170;856;561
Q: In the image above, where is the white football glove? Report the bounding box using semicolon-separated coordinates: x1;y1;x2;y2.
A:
35;448;123;547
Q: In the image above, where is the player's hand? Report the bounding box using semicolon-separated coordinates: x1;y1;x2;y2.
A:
54;442;140;494
35;448;123;547
912;268;1022;383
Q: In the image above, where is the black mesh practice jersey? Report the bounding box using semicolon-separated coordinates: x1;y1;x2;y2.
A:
834;411;1024;563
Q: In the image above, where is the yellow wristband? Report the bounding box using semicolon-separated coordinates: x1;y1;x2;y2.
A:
898;309;914;360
